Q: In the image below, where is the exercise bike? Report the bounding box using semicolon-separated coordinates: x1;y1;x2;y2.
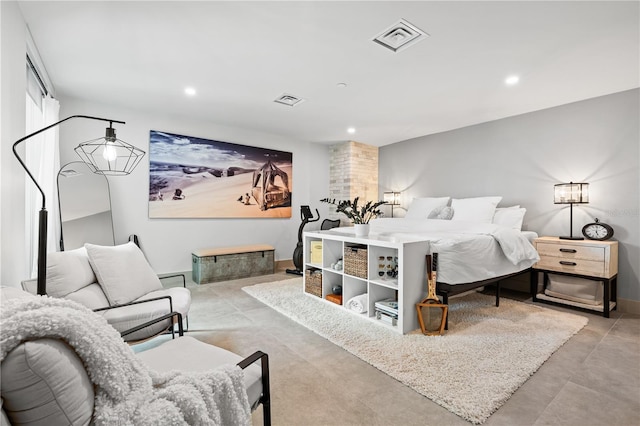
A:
286;205;319;275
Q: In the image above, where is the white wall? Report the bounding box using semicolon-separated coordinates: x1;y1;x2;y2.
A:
57;97;331;274
379;89;640;302
0;1;28;288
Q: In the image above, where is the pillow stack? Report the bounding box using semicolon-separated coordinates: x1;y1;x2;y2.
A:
403;196;527;230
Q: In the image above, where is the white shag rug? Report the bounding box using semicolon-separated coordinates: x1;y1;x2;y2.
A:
243;278;588;424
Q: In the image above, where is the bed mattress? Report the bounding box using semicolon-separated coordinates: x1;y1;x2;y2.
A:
364;218;540;285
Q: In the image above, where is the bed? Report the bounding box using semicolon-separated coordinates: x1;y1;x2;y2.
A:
355;196;540;326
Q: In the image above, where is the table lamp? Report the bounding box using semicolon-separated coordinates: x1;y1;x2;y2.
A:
554;182;589;240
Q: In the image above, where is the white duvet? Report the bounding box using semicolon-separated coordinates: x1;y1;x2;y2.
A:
367;218;540;284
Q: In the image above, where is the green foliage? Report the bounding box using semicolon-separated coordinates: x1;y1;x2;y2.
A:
320;197;385;224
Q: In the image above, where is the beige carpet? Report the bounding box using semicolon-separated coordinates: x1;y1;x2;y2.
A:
243;278;588;424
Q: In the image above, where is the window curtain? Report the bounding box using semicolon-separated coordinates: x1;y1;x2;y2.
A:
25;95;60;278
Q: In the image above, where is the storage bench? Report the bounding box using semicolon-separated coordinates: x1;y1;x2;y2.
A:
192;244;275;284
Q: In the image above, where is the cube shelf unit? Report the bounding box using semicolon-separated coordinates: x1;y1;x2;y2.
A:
303;229;429;334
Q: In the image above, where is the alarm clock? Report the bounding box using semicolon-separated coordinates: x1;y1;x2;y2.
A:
582;218;614;241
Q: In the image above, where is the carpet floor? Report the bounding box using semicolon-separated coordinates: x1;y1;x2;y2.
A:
243;278;588;424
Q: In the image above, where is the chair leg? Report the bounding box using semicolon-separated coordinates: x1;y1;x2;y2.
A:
261;353;271;426
237;351;271;426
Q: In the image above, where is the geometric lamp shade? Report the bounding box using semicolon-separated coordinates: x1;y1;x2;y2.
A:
74;127;145;176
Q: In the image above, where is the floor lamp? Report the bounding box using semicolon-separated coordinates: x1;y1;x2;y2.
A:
12;115;145;295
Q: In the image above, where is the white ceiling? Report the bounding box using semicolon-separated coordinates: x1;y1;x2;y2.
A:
18;1;639;146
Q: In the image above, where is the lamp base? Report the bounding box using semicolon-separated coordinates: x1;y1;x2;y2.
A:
559;236;584;240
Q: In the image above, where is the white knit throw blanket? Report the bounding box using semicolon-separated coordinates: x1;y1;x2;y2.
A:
0;295;251;425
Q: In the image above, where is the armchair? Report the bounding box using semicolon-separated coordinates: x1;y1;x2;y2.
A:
0;287;270;425
21;241;190;342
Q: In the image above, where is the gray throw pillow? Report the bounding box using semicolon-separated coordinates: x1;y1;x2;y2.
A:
428;206;454;220
85;242;163;306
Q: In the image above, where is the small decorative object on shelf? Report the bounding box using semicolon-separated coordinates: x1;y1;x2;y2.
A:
326;293;342;305
582;218;614;241
320;197;385;236
332;285;343;295
330;258;343;271
416;253;448;335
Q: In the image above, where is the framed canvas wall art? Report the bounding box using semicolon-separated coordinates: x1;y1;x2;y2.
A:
148;130;292;218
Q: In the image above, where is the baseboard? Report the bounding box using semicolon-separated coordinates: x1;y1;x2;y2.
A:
276;259;294;271
617;298;640;315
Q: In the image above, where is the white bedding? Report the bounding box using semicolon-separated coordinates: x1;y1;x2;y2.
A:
365;218;540;285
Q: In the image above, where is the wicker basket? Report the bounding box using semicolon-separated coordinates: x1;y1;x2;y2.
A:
304;269;322;297
344;245;368;279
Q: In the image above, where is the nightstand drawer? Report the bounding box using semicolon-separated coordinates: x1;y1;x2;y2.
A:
536;242;604;262
536;257;605;277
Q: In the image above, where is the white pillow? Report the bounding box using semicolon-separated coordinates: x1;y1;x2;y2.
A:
451;196;502;223
85;242;163;306
493;207;527;230
46;247;97;298
405;197;450;219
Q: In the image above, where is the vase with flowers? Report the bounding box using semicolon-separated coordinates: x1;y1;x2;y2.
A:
320;197;385;237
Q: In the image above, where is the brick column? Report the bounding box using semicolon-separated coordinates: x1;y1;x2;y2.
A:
328;141;379;225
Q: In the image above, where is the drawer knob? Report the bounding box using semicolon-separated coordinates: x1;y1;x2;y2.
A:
559;261;577;266
559;248;577;253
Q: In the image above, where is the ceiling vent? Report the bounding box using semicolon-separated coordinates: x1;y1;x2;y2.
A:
373;19;429;53
274;93;304;107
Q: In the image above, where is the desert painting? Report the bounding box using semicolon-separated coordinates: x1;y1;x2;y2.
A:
148;130;292;218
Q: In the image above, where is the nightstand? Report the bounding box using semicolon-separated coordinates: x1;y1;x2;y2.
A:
531;236;618;317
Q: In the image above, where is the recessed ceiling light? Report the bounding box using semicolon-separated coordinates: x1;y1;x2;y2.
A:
347;127;356;134
505;75;519;86
184;87;197;96
337;83;347;88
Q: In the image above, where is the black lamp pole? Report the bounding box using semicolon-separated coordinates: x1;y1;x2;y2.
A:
12;115;125;295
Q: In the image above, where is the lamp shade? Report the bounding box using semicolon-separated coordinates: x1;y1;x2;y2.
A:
383;191;401;205
554;182;589;204
75;126;145;176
